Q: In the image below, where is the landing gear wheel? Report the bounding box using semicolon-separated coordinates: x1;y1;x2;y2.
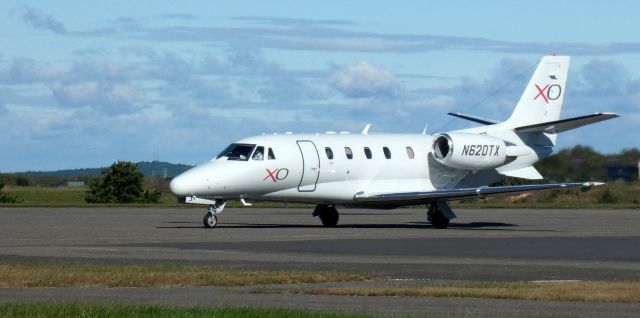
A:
203;213;217;228
201;200;225;229
320;207;339;227
313;205;339;227
431;211;450;229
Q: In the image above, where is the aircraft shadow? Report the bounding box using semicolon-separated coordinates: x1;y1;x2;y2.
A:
157;221;521;230
446;222;557;232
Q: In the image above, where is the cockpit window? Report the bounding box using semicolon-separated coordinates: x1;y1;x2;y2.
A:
268;148;276;160
216;143;256;161
252;146;265;161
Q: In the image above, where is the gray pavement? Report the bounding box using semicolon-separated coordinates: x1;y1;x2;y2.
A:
1;206;639;317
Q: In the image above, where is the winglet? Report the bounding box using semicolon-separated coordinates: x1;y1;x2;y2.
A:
361;123;371;135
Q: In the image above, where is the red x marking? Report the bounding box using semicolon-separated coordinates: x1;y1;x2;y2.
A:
534;84;549;103
263;169;277;182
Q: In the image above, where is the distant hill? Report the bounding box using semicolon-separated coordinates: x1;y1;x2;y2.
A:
15;161;193;179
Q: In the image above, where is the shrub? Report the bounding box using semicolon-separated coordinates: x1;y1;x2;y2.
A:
0;182;21;203
85;161;161;203
15;176;30;187
597;188;618;204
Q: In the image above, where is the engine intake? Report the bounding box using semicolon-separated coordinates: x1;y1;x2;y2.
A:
432;133;507;170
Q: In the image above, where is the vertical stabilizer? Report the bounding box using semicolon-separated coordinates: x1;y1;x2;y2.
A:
506;55;570;128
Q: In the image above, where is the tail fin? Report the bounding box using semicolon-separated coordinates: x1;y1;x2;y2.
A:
506;55;571;128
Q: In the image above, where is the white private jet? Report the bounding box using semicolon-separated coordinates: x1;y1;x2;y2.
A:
170;55;618;229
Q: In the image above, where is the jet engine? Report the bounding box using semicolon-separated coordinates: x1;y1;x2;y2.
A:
432;133;507;170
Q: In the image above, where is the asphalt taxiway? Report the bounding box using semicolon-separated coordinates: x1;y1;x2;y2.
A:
1;207;639;317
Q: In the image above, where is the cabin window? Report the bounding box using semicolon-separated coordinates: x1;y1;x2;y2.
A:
252;146;265;161
216;143;256;161
383;147;391;159
406;146;415;159
268;148;276;160
364;147;372;159
325;147;334;160
344;147;353;159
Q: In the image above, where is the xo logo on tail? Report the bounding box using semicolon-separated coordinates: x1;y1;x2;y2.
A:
264;168;289;182
533;83;562;104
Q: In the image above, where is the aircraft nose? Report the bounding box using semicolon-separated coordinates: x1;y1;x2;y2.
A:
169;175;190;196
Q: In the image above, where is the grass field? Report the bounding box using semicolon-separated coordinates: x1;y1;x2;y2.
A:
2;261;640;303
0;186;177;207
262;280;640;303
0;186;313;208
0;304;377;318
0;262;372;288
1;183;639;208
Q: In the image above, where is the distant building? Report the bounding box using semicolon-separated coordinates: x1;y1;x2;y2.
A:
67;181;85;187
606;161;640;182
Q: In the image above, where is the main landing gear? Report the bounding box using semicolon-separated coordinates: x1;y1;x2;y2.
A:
427;201;456;229
203;200;226;228
313;204;339;227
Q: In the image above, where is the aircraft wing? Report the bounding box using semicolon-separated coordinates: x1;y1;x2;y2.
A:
353;182;603;203
514;113;618;134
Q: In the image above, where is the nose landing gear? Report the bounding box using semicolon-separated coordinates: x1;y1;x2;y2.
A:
184;196;227;228
203;200;226;228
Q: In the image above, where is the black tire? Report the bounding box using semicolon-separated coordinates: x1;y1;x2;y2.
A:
203;213;217;228
319;207;339;227
431;212;450;229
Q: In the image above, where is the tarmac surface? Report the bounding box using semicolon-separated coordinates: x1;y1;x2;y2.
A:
1;206;640;317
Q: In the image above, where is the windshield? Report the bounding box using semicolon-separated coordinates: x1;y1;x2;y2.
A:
216;143;256;161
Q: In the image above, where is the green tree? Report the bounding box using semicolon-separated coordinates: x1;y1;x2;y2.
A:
15;176;30;186
85;161;161;203
536;145;606;181
0;182;21;203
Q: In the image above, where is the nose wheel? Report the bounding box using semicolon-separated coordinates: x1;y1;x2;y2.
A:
203;200;226;228
203;213;217;228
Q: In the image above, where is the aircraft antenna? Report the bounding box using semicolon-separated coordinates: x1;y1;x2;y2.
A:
434;61;537;133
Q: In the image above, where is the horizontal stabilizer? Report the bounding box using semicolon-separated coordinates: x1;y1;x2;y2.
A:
514;113;618;134
498;166;543;180
447;112;498;125
354;182;603;203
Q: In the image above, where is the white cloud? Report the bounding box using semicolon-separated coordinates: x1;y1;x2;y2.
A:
330;61;403;98
50;81;138;110
0;58;64;83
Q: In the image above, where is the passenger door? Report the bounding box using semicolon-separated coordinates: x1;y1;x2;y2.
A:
296;140;320;192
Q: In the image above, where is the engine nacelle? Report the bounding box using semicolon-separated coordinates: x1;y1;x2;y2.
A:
432;133;507;170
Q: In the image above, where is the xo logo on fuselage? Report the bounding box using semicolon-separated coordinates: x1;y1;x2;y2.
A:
264;168;289;182
533;83;562;104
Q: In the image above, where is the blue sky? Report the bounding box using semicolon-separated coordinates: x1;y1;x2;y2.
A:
1;1;639;171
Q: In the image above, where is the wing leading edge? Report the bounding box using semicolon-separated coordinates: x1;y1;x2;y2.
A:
514;113;618;134
353;182;603;203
